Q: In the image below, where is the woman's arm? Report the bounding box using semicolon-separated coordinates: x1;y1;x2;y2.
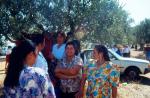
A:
109;64;120;98
112;87;117;98
55;73;77;79
59;65;81;76
55;64;82;76
75;74;87;98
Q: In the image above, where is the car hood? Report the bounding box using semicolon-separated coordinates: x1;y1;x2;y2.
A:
120;57;150;64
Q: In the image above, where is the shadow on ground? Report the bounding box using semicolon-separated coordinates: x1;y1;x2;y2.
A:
139;75;150;86
120;74;150;86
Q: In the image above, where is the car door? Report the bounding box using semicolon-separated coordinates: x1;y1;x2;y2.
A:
108;51;124;73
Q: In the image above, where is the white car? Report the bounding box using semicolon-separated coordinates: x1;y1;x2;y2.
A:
81;49;150;78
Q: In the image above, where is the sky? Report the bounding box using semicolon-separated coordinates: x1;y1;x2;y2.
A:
119;0;150;26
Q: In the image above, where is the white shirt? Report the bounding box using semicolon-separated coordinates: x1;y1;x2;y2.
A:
52;44;66;60
33;52;48;72
123;47;130;53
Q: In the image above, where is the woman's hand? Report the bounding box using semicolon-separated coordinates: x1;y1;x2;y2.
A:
112;87;117;98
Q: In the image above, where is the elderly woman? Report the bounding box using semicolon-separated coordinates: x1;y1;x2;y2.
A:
77;45;120;98
55;41;83;98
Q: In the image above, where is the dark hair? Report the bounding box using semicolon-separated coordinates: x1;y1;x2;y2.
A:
72;40;81;56
65;41;75;50
4;40;36;88
66;32;73;42
65;40;81;56
31;34;45;46
95;45;110;61
56;31;66;41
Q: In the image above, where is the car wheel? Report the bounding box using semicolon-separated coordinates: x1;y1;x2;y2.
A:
125;67;140;80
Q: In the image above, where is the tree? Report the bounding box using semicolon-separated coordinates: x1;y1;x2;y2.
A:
81;0;133;45
0;0;132;46
133;19;150;50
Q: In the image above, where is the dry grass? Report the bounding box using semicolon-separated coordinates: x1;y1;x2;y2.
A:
118;81;150;98
117;49;150;98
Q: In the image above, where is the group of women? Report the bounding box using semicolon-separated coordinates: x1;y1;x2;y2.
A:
3;32;120;98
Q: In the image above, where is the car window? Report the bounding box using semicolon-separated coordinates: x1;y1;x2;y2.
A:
84;50;93;60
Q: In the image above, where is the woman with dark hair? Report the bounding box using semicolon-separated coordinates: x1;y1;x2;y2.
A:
3;40;56;98
31;34;48;72
50;32;66;98
66;32;81;56
76;45;120;98
55;41;83;98
52;31;66;60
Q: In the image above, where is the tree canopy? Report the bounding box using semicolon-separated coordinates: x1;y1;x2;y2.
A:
135;19;150;44
0;0;133;46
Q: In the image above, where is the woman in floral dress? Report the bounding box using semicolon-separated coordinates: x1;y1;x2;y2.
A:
3;40;56;98
76;45;120;98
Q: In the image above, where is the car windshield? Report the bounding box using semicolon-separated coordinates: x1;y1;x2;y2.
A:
108;49;124;60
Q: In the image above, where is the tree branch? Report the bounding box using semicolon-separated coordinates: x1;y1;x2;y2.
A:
2;34;16;43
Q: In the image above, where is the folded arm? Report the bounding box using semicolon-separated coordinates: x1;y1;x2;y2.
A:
55;65;81;76
55;73;77;79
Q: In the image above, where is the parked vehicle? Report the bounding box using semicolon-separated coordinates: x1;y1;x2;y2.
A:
81;49;150;79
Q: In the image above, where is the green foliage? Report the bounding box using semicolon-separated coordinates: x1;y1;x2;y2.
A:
0;34;5;46
134;19;150;44
0;0;133;45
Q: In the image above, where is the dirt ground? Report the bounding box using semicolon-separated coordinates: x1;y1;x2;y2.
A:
0;49;150;98
118;49;150;98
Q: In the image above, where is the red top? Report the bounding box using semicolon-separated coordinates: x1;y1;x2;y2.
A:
144;47;150;51
42;33;54;60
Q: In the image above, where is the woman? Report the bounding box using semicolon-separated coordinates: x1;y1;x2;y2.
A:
3;40;56;98
76;45;120;98
31;34;48;72
55;41;83;98
52;32;66;60
50;32;66;98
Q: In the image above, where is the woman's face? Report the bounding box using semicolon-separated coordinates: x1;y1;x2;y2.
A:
57;34;64;44
65;45;75;57
93;48;103;61
25;49;38;66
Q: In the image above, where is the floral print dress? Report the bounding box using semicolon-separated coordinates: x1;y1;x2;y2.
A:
83;62;120;98
3;66;56;98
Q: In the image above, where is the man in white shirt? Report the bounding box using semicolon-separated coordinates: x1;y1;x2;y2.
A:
123;45;130;57
31;34;48;72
